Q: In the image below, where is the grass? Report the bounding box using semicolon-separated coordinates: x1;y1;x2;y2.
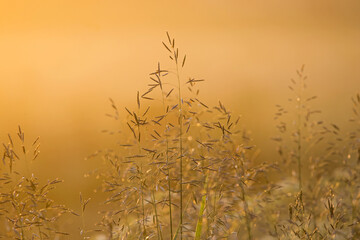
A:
0;127;73;239
0;33;359;239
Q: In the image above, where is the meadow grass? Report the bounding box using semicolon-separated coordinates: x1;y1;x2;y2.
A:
1;34;359;239
94;34;359;239
0;127;73;239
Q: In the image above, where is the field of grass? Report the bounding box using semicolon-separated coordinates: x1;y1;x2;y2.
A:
0;33;359;239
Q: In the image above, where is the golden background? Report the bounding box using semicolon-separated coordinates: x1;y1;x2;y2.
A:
0;0;359;235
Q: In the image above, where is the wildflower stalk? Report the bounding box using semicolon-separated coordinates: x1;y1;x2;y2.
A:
160;32;189;238
297;73;303;191
195;174;208;240
152;190;163;240
176;61;184;240
239;154;252;240
137;124;147;238
165;31;184;239
38;226;43;240
161;81;174;239
166;138;173;239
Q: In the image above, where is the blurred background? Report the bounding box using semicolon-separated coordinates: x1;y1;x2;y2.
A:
0;0;359;236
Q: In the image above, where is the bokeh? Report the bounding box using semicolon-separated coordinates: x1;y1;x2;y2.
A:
0;0;359;237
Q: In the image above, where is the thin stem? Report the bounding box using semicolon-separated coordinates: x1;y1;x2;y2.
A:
15;201;26;240
166;139;173;239
81;208;85;238
297;74;303;191
239;155;252;240
168;39;184;240
140;173;146;238
38;226;43;240
176;62;183;240
195;173;208;240
152;190;163;240
20;219;25;240
160;83;174;239
137;123;147;239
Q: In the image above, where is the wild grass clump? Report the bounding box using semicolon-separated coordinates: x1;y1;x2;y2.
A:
91;34;360;239
271;67;360;239
0;127;72;239
92;33;280;239
4;33;358;239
